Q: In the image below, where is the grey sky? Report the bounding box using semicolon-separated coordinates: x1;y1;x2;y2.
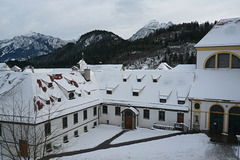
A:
0;0;239;40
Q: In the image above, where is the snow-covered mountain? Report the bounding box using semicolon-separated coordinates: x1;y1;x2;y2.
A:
0;32;68;62
129;20;173;41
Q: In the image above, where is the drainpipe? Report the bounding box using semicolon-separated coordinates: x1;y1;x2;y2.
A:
190;99;193;130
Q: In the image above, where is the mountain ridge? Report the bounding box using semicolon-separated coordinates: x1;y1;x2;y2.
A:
129;20;173;41
0;32;68;62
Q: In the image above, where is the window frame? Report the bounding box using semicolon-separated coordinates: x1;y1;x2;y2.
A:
115;106;121;116
159;111;165;121
83;110;88;120
143;109;150;119
102;105;108;114
93;106;97;116
62;117;68;129
205;52;240;69
73;113;78;124
45;122;51;137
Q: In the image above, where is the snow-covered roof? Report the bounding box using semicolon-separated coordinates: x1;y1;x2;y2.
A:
189;69;240;102
95;70;194;111
171;64;196;72
157;62;172;70
11;65;22;72
195;17;240;47
0;71;101;123
82;64;123;72
0;63;11;71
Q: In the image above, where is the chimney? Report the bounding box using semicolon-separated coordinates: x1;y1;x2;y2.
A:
84;69;91;81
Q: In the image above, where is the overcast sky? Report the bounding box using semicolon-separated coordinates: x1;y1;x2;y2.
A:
1;0;239;40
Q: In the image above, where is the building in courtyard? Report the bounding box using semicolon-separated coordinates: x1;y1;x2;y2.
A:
0;17;239;158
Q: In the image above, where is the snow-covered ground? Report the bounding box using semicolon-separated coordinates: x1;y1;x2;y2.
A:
50;125;237;160
111;127;180;144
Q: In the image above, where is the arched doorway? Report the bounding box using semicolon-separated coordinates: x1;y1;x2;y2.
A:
122;107;139;130
209;105;224;132
228;106;240;134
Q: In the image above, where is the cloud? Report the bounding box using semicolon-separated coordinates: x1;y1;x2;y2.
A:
0;0;239;40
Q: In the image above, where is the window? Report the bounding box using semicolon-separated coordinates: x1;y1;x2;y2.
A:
123;79;127;82
153;79;158;83
103;105;108;114
132;92;139;96
115;107;121;116
137;79;141;82
160;99;166;103
83;110;87;120
84;126;88;132
232;55;240;68
93;107;97;116
46;143;52;152
178;100;185;105
74;113;78;124
205;53;240;69
45;122;51;137
69;92;75;99
159;111;165;121
74;130;79;137
106;90;112;94
218;53;229;68
177;113;184;123
62;117;68;129
205;55;215;68
48;83;53;88
63;135;68;143
57;98;61;102
143;109;150;119
46;100;50;105
194;103;200;110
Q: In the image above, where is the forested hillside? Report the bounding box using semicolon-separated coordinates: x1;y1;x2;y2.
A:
7;21;215;69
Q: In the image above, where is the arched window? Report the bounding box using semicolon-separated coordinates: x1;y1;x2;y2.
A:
210;105;224;113
205;53;240;69
205;55;215;68
232;55;240;68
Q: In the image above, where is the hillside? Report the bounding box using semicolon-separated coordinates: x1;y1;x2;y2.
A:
7;21;215;69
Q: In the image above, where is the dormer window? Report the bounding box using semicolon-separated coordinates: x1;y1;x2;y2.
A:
136;74;145;82
46;100;50;105
123;74;131;82
68;92;75;100
178;100;185;104
57;98;61;102
106;90;112;94
177;90;188;105
160;99;166;103
106;84;119;95
48;83;53;88
159;89;172;104
133;92;139;96
152;75;161;83
132;85;145;97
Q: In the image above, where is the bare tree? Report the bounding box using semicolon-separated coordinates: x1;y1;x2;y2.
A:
0;84;63;160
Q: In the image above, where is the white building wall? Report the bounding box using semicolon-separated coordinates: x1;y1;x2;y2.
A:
192;100;236;133
197;49;240;69
42;105;99;153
